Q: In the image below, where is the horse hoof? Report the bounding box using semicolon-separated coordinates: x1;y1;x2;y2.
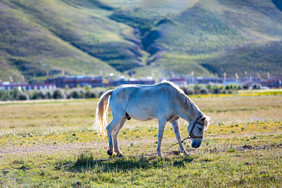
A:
107;150;113;156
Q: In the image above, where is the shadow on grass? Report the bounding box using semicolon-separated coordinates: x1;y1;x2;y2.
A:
68;153;194;173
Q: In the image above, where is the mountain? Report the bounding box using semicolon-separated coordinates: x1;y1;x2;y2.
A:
0;0;281;81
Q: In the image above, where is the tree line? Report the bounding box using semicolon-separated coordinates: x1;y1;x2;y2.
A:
0;83;261;101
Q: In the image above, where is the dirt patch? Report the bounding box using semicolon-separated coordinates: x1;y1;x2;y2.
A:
0;142;108;156
1;135;281;156
203;144;281;154
0;138;159;156
236;144;282;151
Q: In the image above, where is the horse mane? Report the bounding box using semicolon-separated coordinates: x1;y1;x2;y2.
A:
160;80;210;129
160;80;185;94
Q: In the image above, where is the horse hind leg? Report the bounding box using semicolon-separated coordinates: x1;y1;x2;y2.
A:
106;118;122;156
112;117;127;157
106;112;126;157
106;121;114;156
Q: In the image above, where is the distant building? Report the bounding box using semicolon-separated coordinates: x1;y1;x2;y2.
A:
196;77;222;85
167;77;187;86
0;82;56;90
261;76;282;88
109;77;155;86
44;76;104;88
222;78;241;86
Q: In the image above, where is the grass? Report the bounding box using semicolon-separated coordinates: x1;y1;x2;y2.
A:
0;133;281;187
0;94;281;187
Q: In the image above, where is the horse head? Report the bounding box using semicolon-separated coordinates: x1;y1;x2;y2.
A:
187;116;210;148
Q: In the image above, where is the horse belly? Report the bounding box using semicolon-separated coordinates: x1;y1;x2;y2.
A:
126;99;158;121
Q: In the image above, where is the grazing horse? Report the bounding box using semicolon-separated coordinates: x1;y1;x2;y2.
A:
95;81;210;157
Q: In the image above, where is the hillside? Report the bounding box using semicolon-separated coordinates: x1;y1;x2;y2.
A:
0;0;281;81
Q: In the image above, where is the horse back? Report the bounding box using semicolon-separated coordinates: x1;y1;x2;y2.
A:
111;83;178;104
110;83;180;120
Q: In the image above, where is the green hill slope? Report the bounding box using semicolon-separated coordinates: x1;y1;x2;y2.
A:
0;0;281;81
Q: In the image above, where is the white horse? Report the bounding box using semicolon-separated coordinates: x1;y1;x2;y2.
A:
95;81;210;157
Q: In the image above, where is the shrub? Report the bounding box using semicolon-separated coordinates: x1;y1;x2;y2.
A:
193;84;201;94
181;87;194;95
29;91;36;100
38;90;47;99
29;90;47;100
242;84;249;90
45;90;53;99
85;90;96;98
220;89;227;94
18;92;29;100
92;88;106;98
213;87;220;94
79;89;85;98
0;90;9;101
232;85;238;90
186;88;195;95
252;84;261;90
83;85;90;91
210;85;222;94
69;89;87;99
70;90;80;99
53;89;66;99
10;88;20;100
227;90;233;94
199;87;209;94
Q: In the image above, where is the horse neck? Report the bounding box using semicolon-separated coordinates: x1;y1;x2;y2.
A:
177;96;202;123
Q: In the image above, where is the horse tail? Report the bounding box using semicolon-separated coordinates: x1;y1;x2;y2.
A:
95;90;113;137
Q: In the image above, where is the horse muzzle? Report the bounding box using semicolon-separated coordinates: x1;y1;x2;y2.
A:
191;140;202;148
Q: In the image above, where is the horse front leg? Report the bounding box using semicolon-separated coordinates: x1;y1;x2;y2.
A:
171;120;189;156
157;119;166;157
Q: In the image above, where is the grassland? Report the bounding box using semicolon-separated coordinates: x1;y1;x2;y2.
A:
0;95;281;187
1;0;282;81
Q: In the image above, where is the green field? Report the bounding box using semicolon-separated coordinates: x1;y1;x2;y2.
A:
0;95;281;187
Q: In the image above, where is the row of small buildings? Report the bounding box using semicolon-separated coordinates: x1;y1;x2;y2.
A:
0;82;56;91
0;75;281;90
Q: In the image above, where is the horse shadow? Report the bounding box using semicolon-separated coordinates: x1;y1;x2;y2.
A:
67;152;194;173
